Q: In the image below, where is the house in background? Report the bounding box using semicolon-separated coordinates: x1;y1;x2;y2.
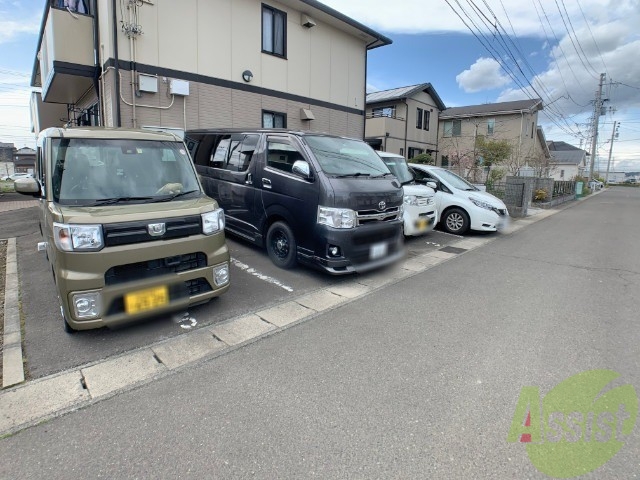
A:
546;140;587;180
31;0;391;138
0;142;14;163
437;99;544;170
364;83;446;158
14;147;36;174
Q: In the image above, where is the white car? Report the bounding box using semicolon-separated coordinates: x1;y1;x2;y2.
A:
377;152;437;236
2;173;33;181
409;164;509;235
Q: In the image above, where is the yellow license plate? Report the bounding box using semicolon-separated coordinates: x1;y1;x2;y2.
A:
124;286;169;314
417;218;428;229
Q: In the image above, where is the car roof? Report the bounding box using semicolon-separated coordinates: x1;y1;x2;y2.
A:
37;127;183;142
377;151;405;159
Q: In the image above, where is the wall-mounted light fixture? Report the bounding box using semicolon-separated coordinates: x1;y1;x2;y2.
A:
242;70;253;83
301;14;316;28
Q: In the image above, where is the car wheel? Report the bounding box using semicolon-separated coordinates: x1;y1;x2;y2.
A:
443;208;470;235
266;221;297;269
57;295;77;334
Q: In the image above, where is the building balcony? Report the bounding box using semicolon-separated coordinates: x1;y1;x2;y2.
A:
31;3;97;104
365;115;406;139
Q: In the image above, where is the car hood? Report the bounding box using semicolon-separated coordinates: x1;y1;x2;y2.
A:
403;184;435;197
466;189;507;209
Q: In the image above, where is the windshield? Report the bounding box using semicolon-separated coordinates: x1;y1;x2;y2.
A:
434;168;479;191
379;155;414;184
51;138;201;205
303;136;390;177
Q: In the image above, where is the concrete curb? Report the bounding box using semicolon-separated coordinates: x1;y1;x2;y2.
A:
0;193;602;436
2;238;24;389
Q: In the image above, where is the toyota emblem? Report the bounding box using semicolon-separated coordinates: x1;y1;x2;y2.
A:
378;201;386;211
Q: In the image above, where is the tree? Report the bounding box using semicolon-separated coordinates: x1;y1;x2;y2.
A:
475;136;512;167
410;153;434;165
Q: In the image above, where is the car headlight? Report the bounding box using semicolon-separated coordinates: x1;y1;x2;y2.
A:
53;223;103;252
202;209;225;235
404;195;418;206
469;197;495;211
427;197;435;206
317;206;356;229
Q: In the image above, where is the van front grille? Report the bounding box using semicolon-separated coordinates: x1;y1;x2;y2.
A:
103;215;202;247
105;252;207;285
356;207;401;226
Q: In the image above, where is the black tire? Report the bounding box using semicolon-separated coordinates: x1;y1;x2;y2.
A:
266;221;297;269
58;297;77;334
442;208;470;235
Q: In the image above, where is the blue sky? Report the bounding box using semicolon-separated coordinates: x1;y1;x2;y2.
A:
1;0;639;172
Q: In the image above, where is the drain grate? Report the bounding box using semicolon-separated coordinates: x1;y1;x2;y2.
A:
439;246;468;254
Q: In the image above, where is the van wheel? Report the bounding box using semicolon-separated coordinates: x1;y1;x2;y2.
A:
58;298;77;334
442;208;470;235
266;221;297;269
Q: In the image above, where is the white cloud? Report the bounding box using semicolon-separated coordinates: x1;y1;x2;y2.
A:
0;72;34;148
0;13;40;45
456;58;512;93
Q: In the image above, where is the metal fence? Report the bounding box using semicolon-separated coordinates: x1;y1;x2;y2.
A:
552;181;575;198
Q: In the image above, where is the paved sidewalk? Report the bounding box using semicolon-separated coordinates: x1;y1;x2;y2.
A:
0;199;38;213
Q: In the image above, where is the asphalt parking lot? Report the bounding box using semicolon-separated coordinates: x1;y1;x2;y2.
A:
1;202;486;381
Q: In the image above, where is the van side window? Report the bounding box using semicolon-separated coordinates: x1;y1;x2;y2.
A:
266;140;304;173
210;135;259;172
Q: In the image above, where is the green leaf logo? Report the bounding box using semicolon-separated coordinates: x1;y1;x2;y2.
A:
523;370;638;478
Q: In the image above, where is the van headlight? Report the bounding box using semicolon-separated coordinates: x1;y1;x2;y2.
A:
469;197;495;211
404;195;418;206
53;223;104;252
202;209;225;235
317;206;356;229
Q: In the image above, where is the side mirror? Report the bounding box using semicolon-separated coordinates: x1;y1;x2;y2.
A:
426;181;438;190
14;177;40;197
292;160;311;179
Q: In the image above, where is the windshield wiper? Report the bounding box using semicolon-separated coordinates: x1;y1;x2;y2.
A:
334;173;371;178
152;190;200;202
90;196;155;206
372;172;394;178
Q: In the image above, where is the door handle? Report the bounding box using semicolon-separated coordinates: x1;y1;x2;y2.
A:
262;178;272;189
245;173;253;185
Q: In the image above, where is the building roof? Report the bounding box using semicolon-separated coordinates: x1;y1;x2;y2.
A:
0;142;14;149
15;147;35;155
440;99;543;119
366;83;446;111
547;140;582;151
550;150;586;165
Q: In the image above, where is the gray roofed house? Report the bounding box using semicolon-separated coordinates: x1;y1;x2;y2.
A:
440;99;543;119
437;98;545;171
365;83;445;159
546;141;587;180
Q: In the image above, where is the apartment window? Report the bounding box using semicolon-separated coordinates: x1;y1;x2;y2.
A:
52;0;91;15
372;106;395;118
560;169;565;178
487;118;495;135
443;120;462;137
263;110;286;128
262;4;286;57
424;110;430;131
441;155;449;167
408;147;423;159
399;148;404;156
531;122;535;138
416;108;423;129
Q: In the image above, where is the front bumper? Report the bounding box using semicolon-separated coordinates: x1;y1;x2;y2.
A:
299;221;404;275
403;205;437;236
55;234;230;330
469;207;509;232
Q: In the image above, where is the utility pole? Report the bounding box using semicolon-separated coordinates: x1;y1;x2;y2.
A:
588;73;606;181
605;121;620;184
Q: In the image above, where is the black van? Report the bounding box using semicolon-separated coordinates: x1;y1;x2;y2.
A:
185;129;404;274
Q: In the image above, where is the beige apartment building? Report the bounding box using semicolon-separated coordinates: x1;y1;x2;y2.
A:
364;83;446;159
437;99;546;171
31;0;391;138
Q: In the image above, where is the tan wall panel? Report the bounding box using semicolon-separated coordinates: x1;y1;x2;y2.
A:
286;20;311;98
346;113;363;139
329;30;350;106
197;0;232;79
308;28;332;102
261;55;288;92
347;43;366;111
329;109;348;137
197;84;233;128
309;105;331;134
157;0;198;72
133;0;159;65
231;0;262;87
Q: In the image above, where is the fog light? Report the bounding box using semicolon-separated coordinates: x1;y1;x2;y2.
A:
328;245;341;257
71;292;101;320
214;264;230;286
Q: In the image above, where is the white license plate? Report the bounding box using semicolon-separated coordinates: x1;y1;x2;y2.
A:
370;242;388;260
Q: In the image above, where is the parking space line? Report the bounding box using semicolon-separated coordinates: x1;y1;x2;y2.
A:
230;257;294;292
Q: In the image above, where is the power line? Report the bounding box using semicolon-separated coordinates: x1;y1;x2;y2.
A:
555;0;600;78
